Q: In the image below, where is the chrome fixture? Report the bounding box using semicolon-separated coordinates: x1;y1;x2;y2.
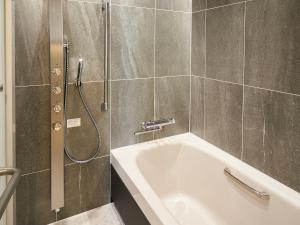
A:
101;0;109;111
0;168;21;219
49;0;65;211
224;168;270;200
134;118;176;136
63;44;101;164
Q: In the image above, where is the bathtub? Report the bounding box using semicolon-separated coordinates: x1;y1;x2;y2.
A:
111;133;300;225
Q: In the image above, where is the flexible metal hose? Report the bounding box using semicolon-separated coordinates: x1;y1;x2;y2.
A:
63;44;101;163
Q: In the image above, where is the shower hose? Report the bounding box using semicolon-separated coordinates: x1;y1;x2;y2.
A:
63;44;101;164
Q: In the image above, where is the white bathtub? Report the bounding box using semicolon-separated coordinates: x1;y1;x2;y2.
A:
111;133;300;225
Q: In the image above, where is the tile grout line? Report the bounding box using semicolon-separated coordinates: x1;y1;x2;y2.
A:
111;3;191;14
189;7;192;133
203;1;207;139
192;0;248;13
21;155;110;177
153;0;157;140
109;0;112;202
241;2;246;161
193;76;300;98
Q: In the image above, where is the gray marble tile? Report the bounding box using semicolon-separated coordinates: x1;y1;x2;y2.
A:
57;164;81;220
243;87;300;192
64;1;104;82
155;76;190;139
111;79;154;148
206;3;244;83
207;0;244;9
193;0;207;11
50;204;124;225
15;0;50;86
111;0;155;8
64;82;110;164
191;76;205;138
204;80;243;158
111;6;155;79
16;171;56;225
245;0;300;95
156;0;192;12
155;11;191;77
80;157;111;212
16;86;51;174
192;11;206;76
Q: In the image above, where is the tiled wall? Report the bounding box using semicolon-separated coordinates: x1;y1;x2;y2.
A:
191;0;300;192
110;0;191;148
15;0;192;224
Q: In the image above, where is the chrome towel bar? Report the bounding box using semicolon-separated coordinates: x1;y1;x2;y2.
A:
0;168;21;219
224;168;270;200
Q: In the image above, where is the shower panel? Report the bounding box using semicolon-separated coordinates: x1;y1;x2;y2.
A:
49;0;110;212
49;0;65;212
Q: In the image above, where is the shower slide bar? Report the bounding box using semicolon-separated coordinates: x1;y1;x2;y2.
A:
102;0;109;111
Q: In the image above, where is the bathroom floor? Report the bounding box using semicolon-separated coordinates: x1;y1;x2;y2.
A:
49;203;124;225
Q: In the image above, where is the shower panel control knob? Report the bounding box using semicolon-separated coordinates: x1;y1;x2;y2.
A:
53;122;63;131
52;86;62;95
53;104;62;113
51;68;62;76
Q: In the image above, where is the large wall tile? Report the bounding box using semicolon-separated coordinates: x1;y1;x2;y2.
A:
16;171;56;225
57;164;81;220
155;11;191;77
206;3;244;83
193;0;207;11
245;0;300;94
204;80;243;158
15;0;50;86
16;86;50;174
111;0;155;8
65;82;110;163
243;87;300;192
111;79;154;148
156;0;192;12
80;157;111;212
207;0;244;9
64;1;104;82
191;76;204;138
111;6;155;79
192;11;206;76
155;76;190;138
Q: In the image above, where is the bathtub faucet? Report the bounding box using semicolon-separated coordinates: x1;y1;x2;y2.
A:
134;118;176;136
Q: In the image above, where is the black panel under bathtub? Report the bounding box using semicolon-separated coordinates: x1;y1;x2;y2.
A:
111;166;151;225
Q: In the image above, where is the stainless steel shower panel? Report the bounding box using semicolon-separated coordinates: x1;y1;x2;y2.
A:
49;0;65;211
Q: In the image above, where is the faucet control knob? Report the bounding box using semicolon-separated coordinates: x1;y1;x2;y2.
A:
53;122;63;131
53;104;63;113
51;68;62;76
52;86;62;95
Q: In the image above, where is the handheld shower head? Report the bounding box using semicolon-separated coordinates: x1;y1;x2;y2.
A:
76;58;84;87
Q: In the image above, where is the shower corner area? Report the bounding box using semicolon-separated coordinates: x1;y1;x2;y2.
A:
12;0;300;224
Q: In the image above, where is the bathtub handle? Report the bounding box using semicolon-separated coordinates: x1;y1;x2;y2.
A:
224;168;270;200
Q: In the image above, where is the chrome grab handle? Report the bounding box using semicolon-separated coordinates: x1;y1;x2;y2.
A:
101;0;109;111
0;168;22;219
224;168;270;200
